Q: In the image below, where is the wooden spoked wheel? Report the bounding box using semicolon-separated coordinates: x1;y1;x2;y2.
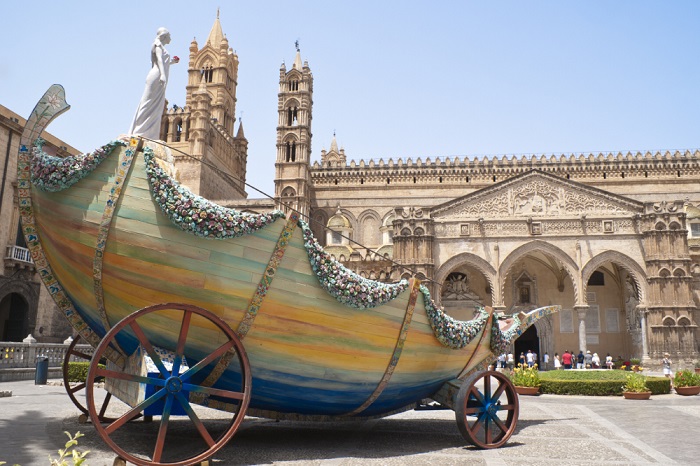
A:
86;303;252;466
62;334;115;423
454;370;519;449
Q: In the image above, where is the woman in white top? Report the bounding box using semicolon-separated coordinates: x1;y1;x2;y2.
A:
605;353;613;369
554;352;562;370
592;353;601;368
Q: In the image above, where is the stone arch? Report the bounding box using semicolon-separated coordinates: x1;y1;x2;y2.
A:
678;316;692;326
281;186;296;197
284;98;301;109
655;221;666;230
662;316;676;326
669;221;682;230
310;210;328;246
0;280;40;340
357;210;381;247
434;253;498;304
581;251;647;305
499;241;580;305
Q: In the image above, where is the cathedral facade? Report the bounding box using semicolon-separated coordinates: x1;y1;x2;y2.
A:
162;16;699;369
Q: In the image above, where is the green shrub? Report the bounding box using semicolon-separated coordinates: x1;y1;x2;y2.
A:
539;370;670;395
646;377;671;395
63;362;105;383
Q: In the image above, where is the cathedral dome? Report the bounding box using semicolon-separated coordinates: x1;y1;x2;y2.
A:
327;211;351;229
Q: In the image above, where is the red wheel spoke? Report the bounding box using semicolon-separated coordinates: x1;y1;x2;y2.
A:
484;375;491;398
68;382;86;394
469;385;485;405
129;320;171;379
98;392;112;419
153;395;174;462
175;392;216;447
183;383;245;401
70;350;92;361
463;406;485;415
172;311;192;376
105;388;167;435
491;415;508;434
468;413;485;436
499;403;516;411
96;368;166;387
180;339;235;382
484;416;492;444
492;381;507;400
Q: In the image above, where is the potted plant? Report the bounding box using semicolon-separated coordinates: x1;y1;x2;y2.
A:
622;372;651;399
695;361;700;375
629;358;642;372
509;363;540;395
673;370;700;396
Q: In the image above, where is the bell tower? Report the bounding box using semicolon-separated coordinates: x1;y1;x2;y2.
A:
274;43;313;217
164;10;248;200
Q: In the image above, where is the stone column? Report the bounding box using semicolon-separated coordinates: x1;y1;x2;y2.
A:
574;305;589;354
638;306;650;363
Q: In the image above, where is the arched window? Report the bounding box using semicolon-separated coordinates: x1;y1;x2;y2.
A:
174;118;183;142
201;64;214;83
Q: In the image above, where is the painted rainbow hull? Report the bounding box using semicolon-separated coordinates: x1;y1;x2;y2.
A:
18;86;557;418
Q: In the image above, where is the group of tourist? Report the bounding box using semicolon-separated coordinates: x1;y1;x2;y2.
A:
553;350;618;370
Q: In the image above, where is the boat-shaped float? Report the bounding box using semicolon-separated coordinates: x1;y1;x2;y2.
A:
19;85;559;465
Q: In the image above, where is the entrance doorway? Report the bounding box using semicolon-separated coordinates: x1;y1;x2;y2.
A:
514;325;540;367
0;293;29;342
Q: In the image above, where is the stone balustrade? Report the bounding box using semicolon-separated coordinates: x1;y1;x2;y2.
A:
0;338;94;369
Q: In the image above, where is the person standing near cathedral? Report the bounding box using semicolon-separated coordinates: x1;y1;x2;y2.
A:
662;352;673;390
562;350;572;369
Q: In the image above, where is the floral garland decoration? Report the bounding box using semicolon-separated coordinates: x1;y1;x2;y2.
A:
31;138;125;192
298;220;409;309
144;146;285;239
419;284;490;349
490;314;522;355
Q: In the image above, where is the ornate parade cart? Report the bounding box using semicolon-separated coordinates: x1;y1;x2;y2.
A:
19;86;558;465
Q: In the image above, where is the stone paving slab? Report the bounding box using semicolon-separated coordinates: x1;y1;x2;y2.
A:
0;379;698;465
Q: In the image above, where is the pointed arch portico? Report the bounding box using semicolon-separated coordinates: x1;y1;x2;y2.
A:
498;240;581;306
581;250;647;306
434;253;497;306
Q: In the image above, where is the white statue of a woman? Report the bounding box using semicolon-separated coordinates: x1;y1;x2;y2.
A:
128;27;179;140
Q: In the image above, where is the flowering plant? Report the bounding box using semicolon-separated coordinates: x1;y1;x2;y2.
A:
623;373;649;393
673;369;700;388
509;363;540;387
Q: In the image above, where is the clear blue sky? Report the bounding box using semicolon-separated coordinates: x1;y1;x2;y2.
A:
3;1;699;197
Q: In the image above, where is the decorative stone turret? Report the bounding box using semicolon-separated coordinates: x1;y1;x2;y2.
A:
641;200;698;363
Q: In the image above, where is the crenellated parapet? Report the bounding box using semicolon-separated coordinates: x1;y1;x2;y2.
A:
310;149;700;188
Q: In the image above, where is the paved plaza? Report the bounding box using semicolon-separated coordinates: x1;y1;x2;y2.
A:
0;378;698;465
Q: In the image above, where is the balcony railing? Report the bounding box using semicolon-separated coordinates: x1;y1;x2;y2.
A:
5;245;33;264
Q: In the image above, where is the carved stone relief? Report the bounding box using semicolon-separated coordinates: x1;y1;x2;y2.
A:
433;174;641;219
